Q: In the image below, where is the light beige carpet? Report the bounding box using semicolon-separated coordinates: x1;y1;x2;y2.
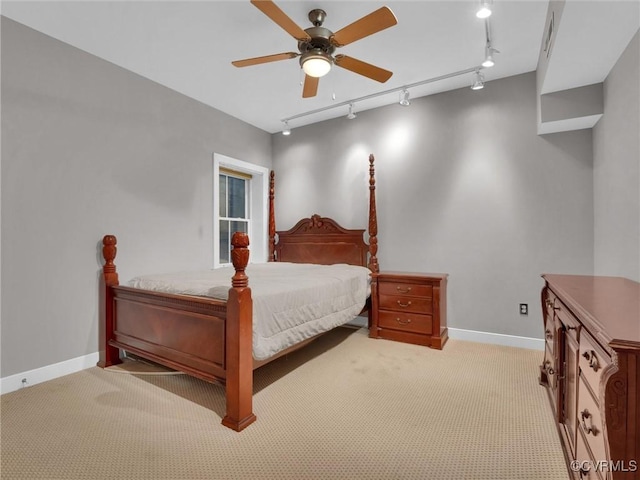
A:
1;328;568;480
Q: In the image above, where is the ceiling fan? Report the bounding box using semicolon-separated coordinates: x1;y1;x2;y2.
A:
232;0;398;98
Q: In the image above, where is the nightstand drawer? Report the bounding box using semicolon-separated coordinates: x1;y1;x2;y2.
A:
378;310;433;335
379;282;433;298
379;294;433;314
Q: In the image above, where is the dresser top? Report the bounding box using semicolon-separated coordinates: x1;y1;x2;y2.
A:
542;274;640;347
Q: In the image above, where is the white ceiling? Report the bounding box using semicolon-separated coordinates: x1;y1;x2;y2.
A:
1;1;638;133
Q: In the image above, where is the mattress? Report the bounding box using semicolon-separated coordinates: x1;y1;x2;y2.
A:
127;262;370;360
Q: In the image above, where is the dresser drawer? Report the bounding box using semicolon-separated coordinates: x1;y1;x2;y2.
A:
379;282;433;298
378;310;433;335
542;344;558;392
579;332;610;400
576;429;604;480
555;299;581;342
544;288;557;318
379;294;433;314
544;317;556;355
578;374;607;465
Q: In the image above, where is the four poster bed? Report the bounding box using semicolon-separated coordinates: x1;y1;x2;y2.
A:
97;154;379;431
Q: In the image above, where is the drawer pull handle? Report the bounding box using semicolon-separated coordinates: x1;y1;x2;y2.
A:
566;325;577;331
396;286;412;293
580;409;599;436
545;329;553;340
397;300;412;308
582;350;600;372
544;360;555;376
396;317;412;325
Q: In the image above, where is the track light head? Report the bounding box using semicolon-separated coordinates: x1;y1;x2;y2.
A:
399;89;411;106
347;103;357;120
476;0;492;19
282;121;291;135
470;70;485;90
482;45;496;68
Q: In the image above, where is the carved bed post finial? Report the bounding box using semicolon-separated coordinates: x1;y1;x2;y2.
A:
102;235;118;280
230;232;250;287
368;154;379;273
268;170;276;262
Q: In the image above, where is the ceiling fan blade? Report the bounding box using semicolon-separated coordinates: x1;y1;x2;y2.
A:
302;75;319;98
232;52;298;68
331;6;398;47
250;0;311;41
334;55;393;83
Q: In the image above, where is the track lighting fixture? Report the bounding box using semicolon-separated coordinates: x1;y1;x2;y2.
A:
280;66;483;128
399;89;410;106
482;45;496;68
470;70;485;90
347;103;357;120
476;0;492;19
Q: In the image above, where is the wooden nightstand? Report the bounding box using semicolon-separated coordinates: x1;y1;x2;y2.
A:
369;272;448;349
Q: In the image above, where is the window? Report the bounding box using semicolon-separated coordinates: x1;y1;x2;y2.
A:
213;154;269;268
218;169;250;265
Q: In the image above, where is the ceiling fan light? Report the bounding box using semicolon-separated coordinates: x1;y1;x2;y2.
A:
476;0;492;19
301;51;332;78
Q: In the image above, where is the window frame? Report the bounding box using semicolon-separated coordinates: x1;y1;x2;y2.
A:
213;153;269;269
218;170;251;266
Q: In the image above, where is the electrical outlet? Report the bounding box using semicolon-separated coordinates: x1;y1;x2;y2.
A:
519;303;528;315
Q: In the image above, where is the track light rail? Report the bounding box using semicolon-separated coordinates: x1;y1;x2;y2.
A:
281;66;480;124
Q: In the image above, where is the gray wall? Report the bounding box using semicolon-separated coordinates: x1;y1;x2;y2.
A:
593;30;640;281
273;72;595;339
1;18;272;377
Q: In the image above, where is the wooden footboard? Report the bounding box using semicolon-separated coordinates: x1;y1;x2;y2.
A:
98;154;379;432
98;232;256;431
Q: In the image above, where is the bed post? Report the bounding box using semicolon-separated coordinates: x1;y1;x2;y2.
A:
222;232;257;432
367;155;379;330
368;154;379;274
268;170;276;262
97;235;122;368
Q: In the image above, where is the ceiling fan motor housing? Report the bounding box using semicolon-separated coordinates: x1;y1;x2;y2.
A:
298;23;336;69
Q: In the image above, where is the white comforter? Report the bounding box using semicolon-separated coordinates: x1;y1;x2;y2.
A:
127;262;370;360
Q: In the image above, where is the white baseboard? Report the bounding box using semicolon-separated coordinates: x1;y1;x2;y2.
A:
1;352;99;395
448;327;544;350
0;328;543;394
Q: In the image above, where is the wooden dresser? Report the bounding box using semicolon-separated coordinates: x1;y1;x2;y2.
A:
540;274;640;479
369;272;448;349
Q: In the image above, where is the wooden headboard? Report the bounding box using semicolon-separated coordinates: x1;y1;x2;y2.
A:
267;154;379;273
274;214;368;267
